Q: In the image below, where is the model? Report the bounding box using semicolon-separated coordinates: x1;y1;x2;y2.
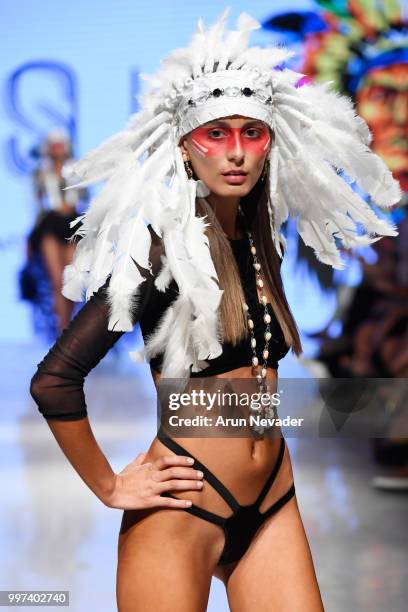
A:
30;10;401;611
28;130;87;331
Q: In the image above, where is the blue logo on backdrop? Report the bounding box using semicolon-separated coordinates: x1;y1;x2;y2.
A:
4;61;78;174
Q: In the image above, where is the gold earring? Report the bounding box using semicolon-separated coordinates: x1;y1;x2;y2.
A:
184;159;193;179
261;159;269;182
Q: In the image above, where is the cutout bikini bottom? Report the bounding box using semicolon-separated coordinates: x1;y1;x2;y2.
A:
157;428;296;565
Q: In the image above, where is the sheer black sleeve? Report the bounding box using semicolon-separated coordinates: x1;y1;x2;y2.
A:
29;227;164;422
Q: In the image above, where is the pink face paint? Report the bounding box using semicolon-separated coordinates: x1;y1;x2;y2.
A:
263;134;271;151
189;124;271;158
191;137;208;157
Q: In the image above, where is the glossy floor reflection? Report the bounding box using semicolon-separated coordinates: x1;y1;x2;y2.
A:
1;341;406;611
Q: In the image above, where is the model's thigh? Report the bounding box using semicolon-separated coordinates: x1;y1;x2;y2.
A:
40;236;64;289
62;241;76;266
117;507;224;612
226;496;324;612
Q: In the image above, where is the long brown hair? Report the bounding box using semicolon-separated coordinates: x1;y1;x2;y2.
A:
195;179;303;356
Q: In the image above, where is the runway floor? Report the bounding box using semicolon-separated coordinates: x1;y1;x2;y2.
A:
1;340;406;611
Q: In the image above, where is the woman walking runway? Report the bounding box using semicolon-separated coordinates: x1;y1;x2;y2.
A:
30;9;401;611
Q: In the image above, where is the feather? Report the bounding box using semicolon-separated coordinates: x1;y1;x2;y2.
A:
191;19;208;78
65;111;171;188
154;255;172;292
276;139;398;266
144;294;195;390
232;47;295;71
85;226;115;300
132;122;170;161
107;214;152;331
144;153;223;377
70;151;140;242
267;141;284;256
297;218;345;269
61;235;96;300
158;296;194;379
296;83;372;145
278;103;401;207
62;263;87;301
203;7;230;73
217;12;261;70
144;301;177;360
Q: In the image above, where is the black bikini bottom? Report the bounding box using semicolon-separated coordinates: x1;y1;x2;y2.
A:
157;428;296;565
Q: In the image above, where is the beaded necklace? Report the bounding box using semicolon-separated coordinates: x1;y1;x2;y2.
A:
235;208;277;438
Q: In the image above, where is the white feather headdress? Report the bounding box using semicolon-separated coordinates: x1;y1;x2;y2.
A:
62;8;401;380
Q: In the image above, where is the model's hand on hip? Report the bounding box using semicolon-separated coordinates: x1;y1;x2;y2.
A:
104;452;204;510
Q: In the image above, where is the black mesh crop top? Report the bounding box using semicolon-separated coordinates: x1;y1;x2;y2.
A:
30;225;290;421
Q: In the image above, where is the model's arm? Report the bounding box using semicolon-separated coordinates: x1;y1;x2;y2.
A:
45;417;117;503
30;268;202;510
29;277;145;507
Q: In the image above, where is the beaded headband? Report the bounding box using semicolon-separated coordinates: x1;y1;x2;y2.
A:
173;69;276;137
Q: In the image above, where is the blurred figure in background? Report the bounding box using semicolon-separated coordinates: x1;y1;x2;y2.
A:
21;130;87;334
264;0;408;489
